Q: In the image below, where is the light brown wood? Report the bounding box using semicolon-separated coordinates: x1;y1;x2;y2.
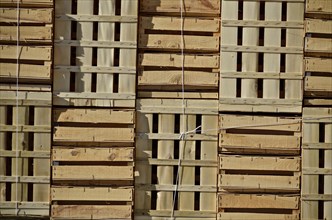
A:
0;26;52;42
0;63;51;81
218;213;299;220
0;8;52;23
0;106;6;201
305;58;332;72
306;0;332;13
0;45;51;60
306;19;332;34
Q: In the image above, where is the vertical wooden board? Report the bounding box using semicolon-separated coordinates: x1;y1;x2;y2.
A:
54;0;71;92
324;123;332;219
11;107;28;202
241;2;259;98
285;2;303;100
220;0;237;99
135;112;153;210
0;106;6;201
75;0;93;92
200;115;217;212
179;115;196;211
96;0;115;105
33;107;50;202
263;2;281;99
302;123;319;218
119;0;137;94
157;114;174;210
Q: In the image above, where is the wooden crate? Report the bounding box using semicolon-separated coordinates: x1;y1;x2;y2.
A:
219;155;301;193
51;108;134;219
304;0;332;106
218;194;300;220
138;0;220;94
135;99;218;219
0;84;51;217
0;2;53;83
53;0;137;108
219;114;302;155
219;0;304;113
302;108;332;220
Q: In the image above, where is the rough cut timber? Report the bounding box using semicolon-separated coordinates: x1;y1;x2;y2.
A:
53;0;138;108
0;2;53;83
302;108;332;220
219;0;304;113
138;0;220;96
0;84;51;217
219;114;302;155
304;0;332;106
135;98;218;220
51;108;135;220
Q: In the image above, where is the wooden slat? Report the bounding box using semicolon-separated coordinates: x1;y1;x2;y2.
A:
0;63;51;81
305;19;332;34
0;45;51;60
218;213;299;220
52;147;133;162
305;37;332;53
0;106;6;201
0;26;52;42
0;8;52;23
52;166;133;181
0;0;53;7
305;58;332;72
306;0;332;14
53;127;134;143
305;76;332;93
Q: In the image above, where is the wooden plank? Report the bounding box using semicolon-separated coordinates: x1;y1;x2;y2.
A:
75;0;93;93
139;70;218;87
119;0;137;96
306;0;332;14
0;0;53;7
305;19;332;34
53;108;134;124
0;45;51;60
200;115;217;213
96;0;115;105
51;187;132;201
139;53;219;68
52;166;133;181
157;114;174;210
51;205;132;219
0;91;51;106
140;16;219;32
305;58;332;72
219;194;299;209
139;34;219;51
52;147;133;162
0;8;52;23
220;156;300;171
305;76;332;92
53;127;134;143
263;2;281;100
324;123;332;219
0;106;6;201
138;91;218;99
54;0;71;93
140;0;220;15
33;107;50;202
305;37;332;53
0;26;52;42
0;63;51;81
218;213;299;220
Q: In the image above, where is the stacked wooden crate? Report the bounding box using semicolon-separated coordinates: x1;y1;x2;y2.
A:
0;0;53;218
301;1;332;218
218;0;304;219
135;0;220;219
304;0;332;106
51;0;137;219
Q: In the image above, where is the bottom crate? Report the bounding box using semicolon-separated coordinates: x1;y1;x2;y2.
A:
218;194;300;220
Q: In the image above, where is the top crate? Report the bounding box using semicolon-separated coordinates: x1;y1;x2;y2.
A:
53;0;138;108
0;1;53;83
138;0;220;95
219;0;304;113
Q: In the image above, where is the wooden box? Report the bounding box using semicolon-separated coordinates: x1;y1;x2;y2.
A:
302;108;332;220
219;0;304;113
53;0;138;108
0;84;51;217
219;114;302;155
135;98;218;219
138;0;220;94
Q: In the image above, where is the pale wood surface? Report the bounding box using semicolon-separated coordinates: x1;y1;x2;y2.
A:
0;106;6;201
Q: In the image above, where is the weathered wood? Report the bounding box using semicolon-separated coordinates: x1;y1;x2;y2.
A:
0;8;52;23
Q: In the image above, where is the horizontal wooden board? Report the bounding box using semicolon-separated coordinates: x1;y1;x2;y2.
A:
305;37;332;53
53;127;134;143
139;70;218;87
51;187;132;201
140;0;220;15
51;205;131;219
52;166;133;181
0;63;51;81
0;45;51;61
218;213;299;220
305;58;332;72
53;108;134;124
52;147;133;162
0;202;49;217
0;26;52;42
305;76;332;95
305;19;332;34
138;91;218;99
0;8;52;23
139;34;219;51
0;0;53;7
306;0;332;14
0;90;51;106
218;194;299;209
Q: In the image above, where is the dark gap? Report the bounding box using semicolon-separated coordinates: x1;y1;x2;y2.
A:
70;72;76;92
91;73;97;93
194;191;200;210
6;106;13;151
281;2;287;21
152;114;158;133
227;128;294;136
196;115;202;134
173;191;178;210
281;29;286;47
237;52;242;72
115;0;121;15
195;166;200;185
238;1;243;20
151;165;157;184
195;141;201;160
151;191;157;210
174;114;180;134
174;140;179;160
225;208;293;214
152;140;158;160
258;52;264;72
27;158;33;201
257;79;263;98
5;180;11;201
28;106;34;152
260;1;265;20
259;27;264;46
318;199;324;220
237;27;243;46
319;123;325;143
280;53;285;73
225;170;294;176
173;166;178;185
280;79;285;99
236;78;242;98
